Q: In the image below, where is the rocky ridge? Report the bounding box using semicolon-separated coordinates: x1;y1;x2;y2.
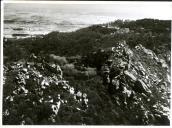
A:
3;42;170;125
101;42;170;125
3;59;88;125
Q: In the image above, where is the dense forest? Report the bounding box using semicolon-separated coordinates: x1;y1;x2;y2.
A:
3;19;171;125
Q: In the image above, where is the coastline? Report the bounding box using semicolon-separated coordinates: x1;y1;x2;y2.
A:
3;18;170;40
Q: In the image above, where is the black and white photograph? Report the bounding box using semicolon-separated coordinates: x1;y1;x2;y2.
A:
1;1;171;125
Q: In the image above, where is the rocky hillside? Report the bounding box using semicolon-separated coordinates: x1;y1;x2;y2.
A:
3;19;171;125
3;58;89;125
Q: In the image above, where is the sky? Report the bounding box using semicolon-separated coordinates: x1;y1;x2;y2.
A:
2;1;172;20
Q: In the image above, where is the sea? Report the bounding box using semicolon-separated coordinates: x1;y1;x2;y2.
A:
4;3;170;39
4;4;122;39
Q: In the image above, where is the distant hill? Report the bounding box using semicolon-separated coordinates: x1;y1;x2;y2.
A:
4;19;171;63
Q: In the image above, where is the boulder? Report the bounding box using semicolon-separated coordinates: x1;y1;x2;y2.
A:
124;70;137;82
133;79;151;94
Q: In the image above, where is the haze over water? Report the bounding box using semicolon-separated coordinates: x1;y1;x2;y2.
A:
4;3;172;38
